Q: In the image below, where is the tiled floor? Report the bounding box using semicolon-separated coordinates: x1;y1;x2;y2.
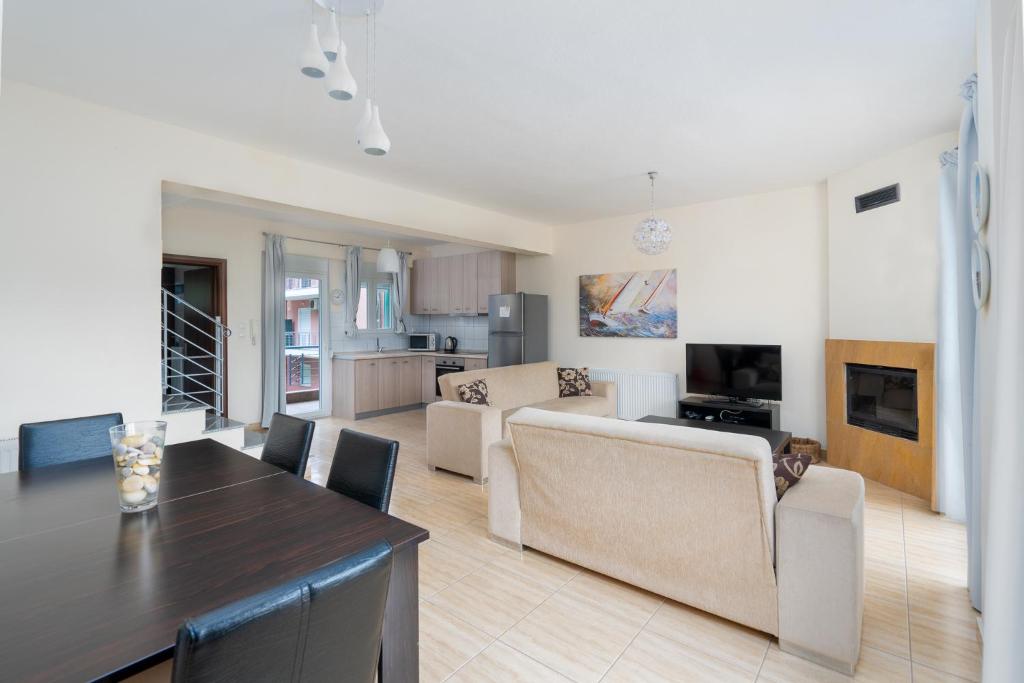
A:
306;410;981;682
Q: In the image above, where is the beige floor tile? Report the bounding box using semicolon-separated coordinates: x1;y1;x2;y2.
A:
430;519;512;564
908;607;981;681
486;548;581;592
448;641;571;682
426;561;553;637
418;539;488;598
912;661;977;682
418;600;493;683
643;599;769;674
861;590;911;658
603;629;754;683
757;643;911;682
556;569;663;627
500;590;645;682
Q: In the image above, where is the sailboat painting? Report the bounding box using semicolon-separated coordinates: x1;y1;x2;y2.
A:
579;269;677;338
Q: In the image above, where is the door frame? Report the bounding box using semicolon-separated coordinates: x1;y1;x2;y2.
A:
283;255;331;419
163;253;229;417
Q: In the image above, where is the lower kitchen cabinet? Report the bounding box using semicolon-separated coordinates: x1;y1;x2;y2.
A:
421;357;437;403
333;355;424;419
464;357;487;371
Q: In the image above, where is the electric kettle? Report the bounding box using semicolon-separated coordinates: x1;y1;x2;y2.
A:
444;336;458;354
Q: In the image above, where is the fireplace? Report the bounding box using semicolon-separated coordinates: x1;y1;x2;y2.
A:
845;363;918;441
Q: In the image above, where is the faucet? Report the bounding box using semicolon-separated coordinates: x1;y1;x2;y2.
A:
376;337;383;353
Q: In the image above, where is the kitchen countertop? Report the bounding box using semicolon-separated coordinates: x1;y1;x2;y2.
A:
332;350;488;361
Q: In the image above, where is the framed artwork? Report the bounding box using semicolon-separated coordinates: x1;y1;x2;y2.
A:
579;269;677;338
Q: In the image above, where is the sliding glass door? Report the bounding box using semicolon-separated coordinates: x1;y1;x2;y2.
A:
283;256;330;418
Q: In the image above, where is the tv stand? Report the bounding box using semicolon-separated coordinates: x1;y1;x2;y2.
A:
678;395;780;430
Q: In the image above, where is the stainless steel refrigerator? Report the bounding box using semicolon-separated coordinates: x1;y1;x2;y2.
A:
488;293;548;367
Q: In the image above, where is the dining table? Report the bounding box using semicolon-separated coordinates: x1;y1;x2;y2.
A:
0;438;428;682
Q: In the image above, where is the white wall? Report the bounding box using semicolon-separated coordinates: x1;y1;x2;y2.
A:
517;185;830;441
827;131;956;342
0;81;553;439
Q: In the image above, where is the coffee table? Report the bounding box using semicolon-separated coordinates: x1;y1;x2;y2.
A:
637;415;792;456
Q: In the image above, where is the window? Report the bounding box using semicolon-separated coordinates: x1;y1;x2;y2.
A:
354;267;394;332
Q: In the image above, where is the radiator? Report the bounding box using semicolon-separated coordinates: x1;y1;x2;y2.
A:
589;368;679;420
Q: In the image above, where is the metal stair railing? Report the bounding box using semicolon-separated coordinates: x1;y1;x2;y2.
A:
161;288;232;416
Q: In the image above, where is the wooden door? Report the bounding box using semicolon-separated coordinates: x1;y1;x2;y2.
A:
431;256;449;315
461;253;478;316
378;358;402;409
399;357;421;405
354;360;380;413
448;255;465;315
476;251;499;314
411;260;428;314
464;357;487;371
421;357;437;403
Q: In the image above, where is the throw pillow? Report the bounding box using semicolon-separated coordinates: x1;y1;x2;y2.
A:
456;379;492;406
773;452;812;500
557;367;593;397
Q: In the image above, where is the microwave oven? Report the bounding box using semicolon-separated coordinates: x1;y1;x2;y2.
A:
408;333;438;351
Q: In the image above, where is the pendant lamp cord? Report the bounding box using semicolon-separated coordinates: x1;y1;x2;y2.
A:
649;172;657;218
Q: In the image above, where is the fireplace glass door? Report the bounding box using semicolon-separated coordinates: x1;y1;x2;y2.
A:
845;363;919;441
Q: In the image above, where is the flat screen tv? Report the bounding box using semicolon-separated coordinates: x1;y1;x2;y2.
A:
685;344;782;401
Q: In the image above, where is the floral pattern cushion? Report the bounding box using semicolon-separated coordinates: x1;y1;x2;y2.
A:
456;378;492;406
557;367;593;397
773;452;812;500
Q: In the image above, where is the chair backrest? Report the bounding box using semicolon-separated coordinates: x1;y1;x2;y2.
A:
171;541;393;683
437;361;560;408
18;412;124;470
261;413;315;477
326;429;399;512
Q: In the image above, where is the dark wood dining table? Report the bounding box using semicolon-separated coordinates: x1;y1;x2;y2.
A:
0;438;428;682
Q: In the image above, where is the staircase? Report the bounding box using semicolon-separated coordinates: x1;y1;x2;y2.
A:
160;288;263;455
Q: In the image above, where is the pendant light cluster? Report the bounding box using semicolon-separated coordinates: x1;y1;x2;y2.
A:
299;0;389;156
633;172;673;255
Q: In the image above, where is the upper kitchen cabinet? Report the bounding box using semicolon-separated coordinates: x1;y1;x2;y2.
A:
412;251;515;316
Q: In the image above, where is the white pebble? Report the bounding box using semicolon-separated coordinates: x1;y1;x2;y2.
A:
142;475;158;493
120;489;147;504
141;442;156;454
132;464;150;475
121;475;144;492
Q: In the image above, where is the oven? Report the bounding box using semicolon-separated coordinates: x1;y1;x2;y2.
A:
435;356;465;398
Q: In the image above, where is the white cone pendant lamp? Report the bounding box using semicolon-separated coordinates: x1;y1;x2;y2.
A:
325;41;357;100
356;98;373;145
361;105;391;156
299;24;329;78
321;9;341;61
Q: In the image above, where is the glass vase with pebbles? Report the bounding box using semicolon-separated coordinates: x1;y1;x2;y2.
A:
109;421;167;513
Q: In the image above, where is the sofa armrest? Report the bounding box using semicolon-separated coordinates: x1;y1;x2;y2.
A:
487;439;522;549
776;466;865;675
426;401;502;483
591;380;618;418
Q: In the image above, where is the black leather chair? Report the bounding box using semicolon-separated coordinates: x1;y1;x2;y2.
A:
261;413;315;477
170;541;393;683
326;429;399;512
18;412;124;471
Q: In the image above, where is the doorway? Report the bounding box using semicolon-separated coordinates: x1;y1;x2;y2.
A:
284;268;328;417
162;254;228;416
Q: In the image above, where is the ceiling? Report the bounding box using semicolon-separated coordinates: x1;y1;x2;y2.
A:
4;1;976;223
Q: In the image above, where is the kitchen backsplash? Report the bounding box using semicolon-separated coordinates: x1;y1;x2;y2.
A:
331;314;489;353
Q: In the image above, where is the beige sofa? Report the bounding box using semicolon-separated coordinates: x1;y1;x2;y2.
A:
489;408;865;674
426;362;615;483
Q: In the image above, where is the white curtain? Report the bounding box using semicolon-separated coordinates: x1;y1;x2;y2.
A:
345;246;362;335
936;78;978;525
981;4;1024;678
260;234;286;428
393;252;409;333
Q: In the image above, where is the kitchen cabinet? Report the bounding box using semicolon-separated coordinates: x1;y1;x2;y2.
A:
353;359;380;414
399;356;422;406
379;358;402;410
421;356;437;403
465;357;487;371
412;250;515;316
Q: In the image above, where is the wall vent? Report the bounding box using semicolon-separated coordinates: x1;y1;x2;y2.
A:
855;184;900;213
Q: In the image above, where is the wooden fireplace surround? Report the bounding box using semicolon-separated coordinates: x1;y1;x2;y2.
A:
825;339;935;506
